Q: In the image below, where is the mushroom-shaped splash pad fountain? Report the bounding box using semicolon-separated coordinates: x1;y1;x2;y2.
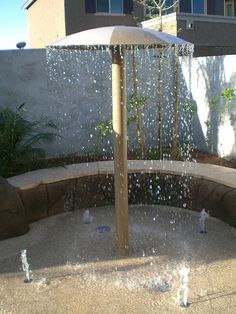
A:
49;26;193;255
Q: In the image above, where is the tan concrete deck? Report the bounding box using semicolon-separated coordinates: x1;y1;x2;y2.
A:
0;204;236;313
7;160;236;190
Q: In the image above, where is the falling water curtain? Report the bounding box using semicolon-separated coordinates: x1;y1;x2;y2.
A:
85;0;133;14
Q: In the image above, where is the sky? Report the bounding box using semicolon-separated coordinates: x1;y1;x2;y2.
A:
0;0;28;50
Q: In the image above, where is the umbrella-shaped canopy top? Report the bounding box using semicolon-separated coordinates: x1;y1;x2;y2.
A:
50;25;193;50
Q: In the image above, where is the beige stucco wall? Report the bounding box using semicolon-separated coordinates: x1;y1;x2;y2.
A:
162;20;177;35
27;0;66;48
146;20;177;35
141;14;178;35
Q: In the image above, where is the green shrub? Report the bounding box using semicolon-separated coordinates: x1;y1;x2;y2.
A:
0;103;60;177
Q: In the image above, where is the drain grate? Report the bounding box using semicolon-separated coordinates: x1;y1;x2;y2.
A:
96;226;111;233
149;277;172;292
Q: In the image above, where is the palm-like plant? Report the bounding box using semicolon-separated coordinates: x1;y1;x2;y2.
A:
0;103;60;177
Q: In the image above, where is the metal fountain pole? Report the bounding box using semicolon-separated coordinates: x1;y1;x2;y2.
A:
112;45;129;255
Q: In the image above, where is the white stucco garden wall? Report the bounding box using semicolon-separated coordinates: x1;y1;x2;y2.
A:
181;55;236;158
0;49;235;159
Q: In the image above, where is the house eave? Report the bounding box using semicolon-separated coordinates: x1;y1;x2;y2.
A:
22;0;37;10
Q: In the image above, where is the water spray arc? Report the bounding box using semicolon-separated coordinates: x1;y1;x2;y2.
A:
49;25;193;255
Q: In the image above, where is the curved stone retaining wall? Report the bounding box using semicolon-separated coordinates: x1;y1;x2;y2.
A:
1;160;236;240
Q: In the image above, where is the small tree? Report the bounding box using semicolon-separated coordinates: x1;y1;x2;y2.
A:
157;50;163;159
136;0;179;31
131;50;145;158
96;94;147;157
136;1;180;160
171;47;180;158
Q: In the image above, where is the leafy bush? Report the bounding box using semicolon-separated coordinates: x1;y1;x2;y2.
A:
0;103;60;177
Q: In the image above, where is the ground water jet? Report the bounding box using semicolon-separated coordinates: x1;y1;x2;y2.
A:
199;208;210;234
20;249;32;283
83;209;93;224
177;265;190;308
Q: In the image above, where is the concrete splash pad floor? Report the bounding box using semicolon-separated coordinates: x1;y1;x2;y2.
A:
0;205;236;313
